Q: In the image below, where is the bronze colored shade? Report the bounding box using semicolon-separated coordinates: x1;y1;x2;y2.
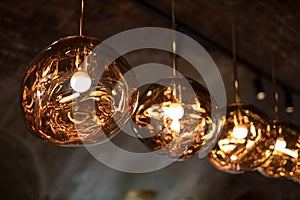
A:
21;36;135;145
258;120;300;178
131;76;224;160
209;102;275;173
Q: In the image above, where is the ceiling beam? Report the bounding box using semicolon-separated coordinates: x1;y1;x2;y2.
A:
126;0;300;99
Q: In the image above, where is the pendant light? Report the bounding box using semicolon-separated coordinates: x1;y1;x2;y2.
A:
131;0;223;160
258;51;300;178
209;2;274;173
255;74;266;100
20;0;135;145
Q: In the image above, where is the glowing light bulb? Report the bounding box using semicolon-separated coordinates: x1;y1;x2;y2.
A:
274;137;286;151
70;70;92;93
256;92;266;100
163;103;184;120
147;103;185;133
231;124;248;139
162;103;184;132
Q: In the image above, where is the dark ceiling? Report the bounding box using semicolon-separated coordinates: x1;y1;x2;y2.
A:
142;0;300;92
0;0;300;199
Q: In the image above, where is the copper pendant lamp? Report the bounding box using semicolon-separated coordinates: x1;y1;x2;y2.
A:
209;5;275;173
258;51;300;178
131;0;223;160
20;0;135;145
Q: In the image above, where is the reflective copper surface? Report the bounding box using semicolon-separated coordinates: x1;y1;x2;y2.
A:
21;36;135;145
209;102;275;173
258;120;300;178
131;77;223;160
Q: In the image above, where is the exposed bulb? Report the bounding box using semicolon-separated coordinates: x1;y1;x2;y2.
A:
70;70;92;93
163;103;184;132
231;124;248;139
256;92;266;100
163;103;184;120
274;137;287;151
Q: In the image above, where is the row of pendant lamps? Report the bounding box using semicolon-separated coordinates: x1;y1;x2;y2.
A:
19;0;300;182
209;3;300;182
20;36;300;180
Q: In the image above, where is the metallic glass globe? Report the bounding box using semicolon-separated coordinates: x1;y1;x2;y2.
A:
21;36;135;145
209;102;275;173
258;120;300;178
131;76;223;160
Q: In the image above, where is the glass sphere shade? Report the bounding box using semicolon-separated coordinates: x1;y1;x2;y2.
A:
131;77;223;160
21;36;135;145
258;120;300;178
209;102;275;173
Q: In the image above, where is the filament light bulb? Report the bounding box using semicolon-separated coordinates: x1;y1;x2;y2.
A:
231;124;248;139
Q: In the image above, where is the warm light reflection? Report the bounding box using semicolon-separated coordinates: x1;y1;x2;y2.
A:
230;155;238;161
21;36;136;145
131;77;223;160
209;102;274;173
274;138;298;158
258;120;300;178
59;92;80;103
